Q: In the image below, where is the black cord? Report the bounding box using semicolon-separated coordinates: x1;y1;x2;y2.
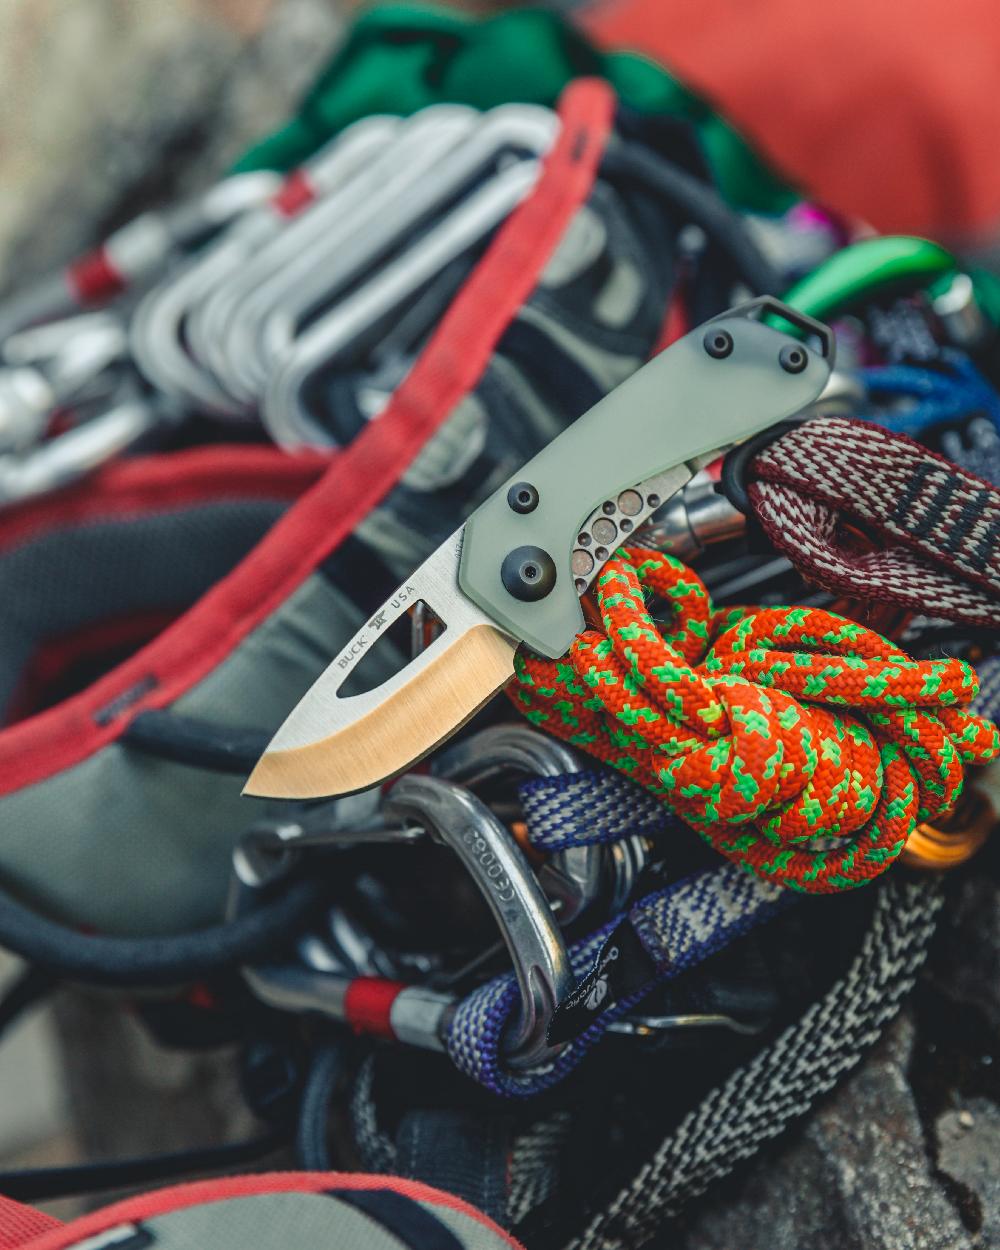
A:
0;878;325;987
296;1041;349;1171
0;1129;287;1203
602;141;781;299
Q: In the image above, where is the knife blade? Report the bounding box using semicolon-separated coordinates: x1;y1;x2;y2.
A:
245;297;833;800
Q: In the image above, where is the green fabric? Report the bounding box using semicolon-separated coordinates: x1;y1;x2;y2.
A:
234;4;795;214
969;268;1000;327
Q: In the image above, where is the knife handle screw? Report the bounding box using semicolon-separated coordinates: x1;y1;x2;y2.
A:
507;481;539;514
779;344;808;374
502;545;557;601
704;328;733;358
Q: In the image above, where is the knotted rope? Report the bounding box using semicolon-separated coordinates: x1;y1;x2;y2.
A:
510;547;999;892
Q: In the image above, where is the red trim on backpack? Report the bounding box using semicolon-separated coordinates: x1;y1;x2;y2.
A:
15;1173;525;1250
653;284;691;355
0;1196;60;1250
4;610;181;727
0;78;616;796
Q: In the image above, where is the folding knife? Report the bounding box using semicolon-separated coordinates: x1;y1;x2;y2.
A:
245;297;833;800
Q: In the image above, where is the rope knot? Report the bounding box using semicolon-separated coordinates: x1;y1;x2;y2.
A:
511;546;1000;892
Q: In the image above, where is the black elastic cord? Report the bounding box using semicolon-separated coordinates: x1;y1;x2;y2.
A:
0;1129;286;1203
0;878;325;986
719;418;808;514
296;1041;349;1170
602;141;781;298
124;711;270;775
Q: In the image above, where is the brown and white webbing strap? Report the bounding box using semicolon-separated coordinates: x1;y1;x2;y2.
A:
748;417;1000;627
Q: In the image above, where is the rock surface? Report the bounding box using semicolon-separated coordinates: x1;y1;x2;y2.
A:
670;873;1000;1250
0;0;345;288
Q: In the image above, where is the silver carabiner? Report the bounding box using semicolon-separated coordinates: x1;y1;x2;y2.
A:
434;724;650;924
383;773;573;1070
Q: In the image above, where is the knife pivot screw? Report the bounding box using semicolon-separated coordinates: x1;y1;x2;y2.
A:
502;545;557;601
507;481;539;514
704;328;733;359
779;344;808;374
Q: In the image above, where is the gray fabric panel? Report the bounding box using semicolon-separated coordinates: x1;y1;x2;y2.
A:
172;566;395;729
141;1193;405;1250
0;742;254;936
514;302;642;395
0;500;286;717
0;572;376;934
117;1191;512;1250
417;1200;513;1250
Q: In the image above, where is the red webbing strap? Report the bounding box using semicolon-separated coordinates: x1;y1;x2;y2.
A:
0;1197;60;1249
749;417;1000;627
0;79;615;796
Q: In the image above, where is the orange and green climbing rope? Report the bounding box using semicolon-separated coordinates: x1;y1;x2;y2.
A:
510;546;1000;893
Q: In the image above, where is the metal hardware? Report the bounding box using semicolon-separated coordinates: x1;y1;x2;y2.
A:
433;724;650;924
634;466;745;562
501;544;558;602
383;774;573;1069
607;1011;768;1038
262;154;546;448
507;482;539;514
901;784;995;870
703;328;733;358
0;396;165;505
933;272;991;351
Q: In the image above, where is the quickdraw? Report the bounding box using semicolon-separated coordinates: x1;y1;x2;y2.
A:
511;546;1000;891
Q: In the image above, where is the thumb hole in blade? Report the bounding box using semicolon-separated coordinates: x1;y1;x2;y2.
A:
339;600;447;697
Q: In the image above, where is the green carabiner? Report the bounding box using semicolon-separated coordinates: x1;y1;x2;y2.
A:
782;235;955;322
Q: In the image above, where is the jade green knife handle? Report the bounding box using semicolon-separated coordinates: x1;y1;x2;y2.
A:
459;297;833;658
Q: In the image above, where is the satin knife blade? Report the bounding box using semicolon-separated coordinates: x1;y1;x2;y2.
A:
245;297;833;800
